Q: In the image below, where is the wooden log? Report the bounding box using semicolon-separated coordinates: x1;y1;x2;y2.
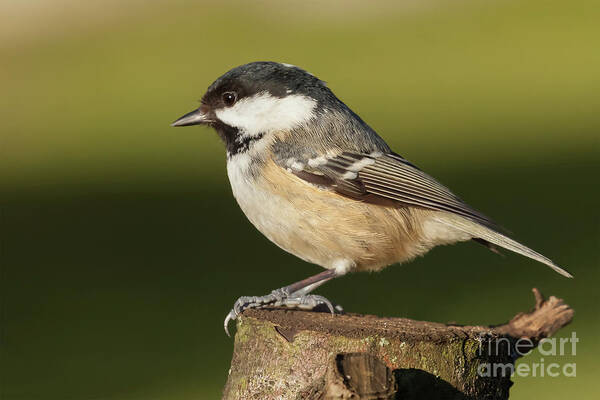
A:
222;288;573;400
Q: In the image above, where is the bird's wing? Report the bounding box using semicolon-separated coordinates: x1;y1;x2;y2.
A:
279;151;573;278
283;151;500;231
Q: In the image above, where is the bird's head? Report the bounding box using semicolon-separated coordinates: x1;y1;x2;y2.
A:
172;62;336;155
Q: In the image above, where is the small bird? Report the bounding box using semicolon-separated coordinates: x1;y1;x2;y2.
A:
172;62;572;335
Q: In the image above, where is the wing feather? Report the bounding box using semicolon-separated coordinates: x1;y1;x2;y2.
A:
285;151;499;230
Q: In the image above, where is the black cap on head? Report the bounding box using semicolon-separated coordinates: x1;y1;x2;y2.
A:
201;62;333;108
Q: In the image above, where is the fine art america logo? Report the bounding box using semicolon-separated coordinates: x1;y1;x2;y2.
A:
477;332;578;378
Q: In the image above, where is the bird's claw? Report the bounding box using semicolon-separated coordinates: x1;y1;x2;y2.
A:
224;290;340;337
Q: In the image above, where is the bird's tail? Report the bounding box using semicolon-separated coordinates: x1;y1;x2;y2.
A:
435;215;573;278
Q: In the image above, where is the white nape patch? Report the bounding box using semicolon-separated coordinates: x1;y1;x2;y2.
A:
308;156;328;167
342;171;358;180
332;259;355;276
280;62;316;77
215;92;316;138
347;157;375;172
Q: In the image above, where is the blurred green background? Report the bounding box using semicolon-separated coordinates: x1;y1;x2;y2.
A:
1;0;598;398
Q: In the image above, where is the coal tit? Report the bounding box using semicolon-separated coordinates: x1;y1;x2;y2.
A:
172;62;572;335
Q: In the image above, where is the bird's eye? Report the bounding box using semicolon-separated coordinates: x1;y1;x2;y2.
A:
222;92;237;107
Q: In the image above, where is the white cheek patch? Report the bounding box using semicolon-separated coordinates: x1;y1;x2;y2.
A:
215;92;317;138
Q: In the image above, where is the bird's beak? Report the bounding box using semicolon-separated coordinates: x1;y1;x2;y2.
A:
171;106;211;127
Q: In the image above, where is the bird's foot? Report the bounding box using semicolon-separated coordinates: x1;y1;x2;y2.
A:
224;288;342;336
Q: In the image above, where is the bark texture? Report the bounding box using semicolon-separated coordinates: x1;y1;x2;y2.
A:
222;288;572;400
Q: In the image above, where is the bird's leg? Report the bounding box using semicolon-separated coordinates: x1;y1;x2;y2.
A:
224;269;342;336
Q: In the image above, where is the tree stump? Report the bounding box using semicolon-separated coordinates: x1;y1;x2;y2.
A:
222;289;573;400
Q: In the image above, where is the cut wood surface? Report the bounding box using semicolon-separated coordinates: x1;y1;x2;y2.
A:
222;288;573;400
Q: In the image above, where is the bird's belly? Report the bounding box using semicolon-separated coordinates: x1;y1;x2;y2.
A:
226;157;444;271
